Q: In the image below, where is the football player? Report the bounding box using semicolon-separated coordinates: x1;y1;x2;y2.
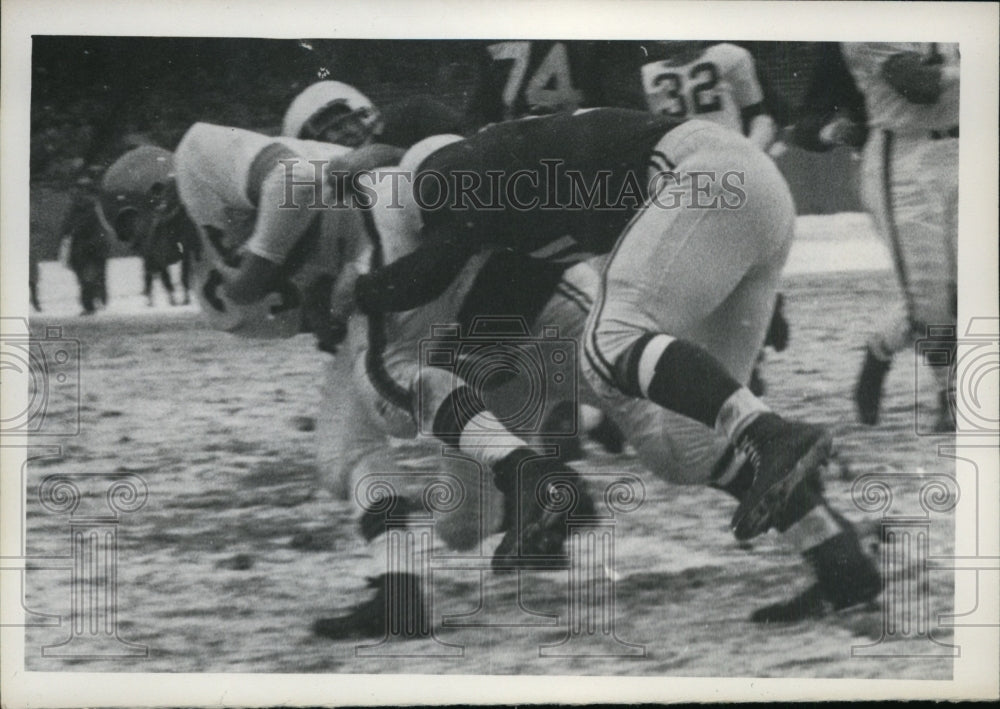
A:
469;40;786;395
791;42;868;154
841;43;959;430
466;40;603;124
347;111;825;536
97;123;382;342
322;110;880;628
283;79;466;150
635;41;777;151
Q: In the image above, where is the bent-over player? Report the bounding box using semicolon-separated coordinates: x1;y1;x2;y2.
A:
323;109;880;627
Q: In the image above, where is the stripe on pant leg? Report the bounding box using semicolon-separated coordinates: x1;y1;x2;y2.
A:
585;196;658;391
880;130;917;330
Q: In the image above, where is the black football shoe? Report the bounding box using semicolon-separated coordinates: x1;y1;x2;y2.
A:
313;572;428;640
854;346;892;425
751;524;881;623
491;449;595;572
748;363;767;397
730;413;833;541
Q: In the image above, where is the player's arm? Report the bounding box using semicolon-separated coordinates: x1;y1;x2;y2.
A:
881;48;958;105
729;46;776;151
225;144;405;305
741;103;776;152
792;43;868;153
354;236;479;314
223;157;322;303
332;143;408;174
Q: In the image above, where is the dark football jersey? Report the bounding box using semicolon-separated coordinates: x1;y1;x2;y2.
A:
378;95;467;149
416;107;679;256
355;108;681;313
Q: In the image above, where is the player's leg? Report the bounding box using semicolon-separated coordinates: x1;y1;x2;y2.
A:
509;240;877;620
313;321;502;639
853;130;899;424
585;142;831;541
905;136;958;430
315;340;400;502
854;132;958;427
159;265;177;306
180;249;192;306
142;261;155;306
371;177;592;569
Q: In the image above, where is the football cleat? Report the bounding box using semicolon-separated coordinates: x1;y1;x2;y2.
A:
491;449;594;572
730;413;833;541
854;346;892;425
313;572;428;641
751;527;881;623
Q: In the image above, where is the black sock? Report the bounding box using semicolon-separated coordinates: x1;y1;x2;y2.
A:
709;446;755;501
645;339;742;428
431;384;486;442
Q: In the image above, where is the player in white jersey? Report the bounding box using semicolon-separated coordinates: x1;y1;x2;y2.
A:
841;42;959;430
639;41;776;152
98;122;369;341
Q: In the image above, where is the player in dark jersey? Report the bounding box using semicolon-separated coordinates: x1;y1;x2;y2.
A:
335;108;849;548
353;109;678;312
468;41;787;395
324;107;880;620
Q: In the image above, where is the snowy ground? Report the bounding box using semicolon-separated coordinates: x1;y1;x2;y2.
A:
18;213;957;678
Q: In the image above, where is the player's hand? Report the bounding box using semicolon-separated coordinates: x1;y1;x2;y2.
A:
300;273;347;355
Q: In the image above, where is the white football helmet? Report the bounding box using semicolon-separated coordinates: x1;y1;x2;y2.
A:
282;81;383;147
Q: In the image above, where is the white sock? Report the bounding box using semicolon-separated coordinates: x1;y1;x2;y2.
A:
636;334;674;397
781;505;843;553
459;411;532;467
715;387;771;441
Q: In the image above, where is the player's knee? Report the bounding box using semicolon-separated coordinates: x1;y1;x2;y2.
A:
584;315;642;394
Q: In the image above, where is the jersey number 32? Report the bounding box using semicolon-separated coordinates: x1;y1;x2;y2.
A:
641;61;722;119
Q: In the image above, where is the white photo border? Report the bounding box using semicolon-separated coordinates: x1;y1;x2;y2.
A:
2;0;997;705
